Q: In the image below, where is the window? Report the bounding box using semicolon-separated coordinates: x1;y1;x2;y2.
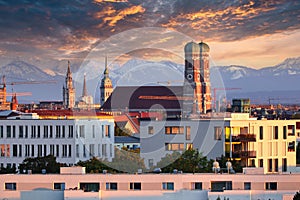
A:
186;126;191;140
106;182;118;190
162;182;174;190
102;144;107;157
148;126;154;135
211;181;232;192
273;126;278;139
79;125;85;138
12;126;16;138
105;125;110;137
37;126;41;138
89;144;95;157
130;182;141;190
31;145;35;157
49;126;53;138
259;159;263;167
76;144;79;157
25;145;30;157
165;143;184;151
25;126;28;138
214;127;222;140
62;126;65;138
80;183;100;192
44;126;48;138
19;145;22;157
244;182;251;190
283;126;287;139
288;125;295;136
68;125;74;138
268;159;272;172
68;145;72;157
265;182;277;190
192;182;202;190
0;126;3;138
19;126;24;138
92;125;95;138
5;183;16;190
148;159;154;168
38;145;42;157
56;126;61;138
98;144;101;157
259;126;263;140
282;158;287;172
7;125;11;138
54;183;65;190
165;126;184;135
56;145;59;157
274;159;278;172
288;141;295;152
44;145;47;157
13;145;17;157
50;145;54;156
31;125;36;138
62;145;67;157
186;143;193;150
83;144;86;157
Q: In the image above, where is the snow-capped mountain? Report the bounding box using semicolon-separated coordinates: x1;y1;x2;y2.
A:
1;57;300;104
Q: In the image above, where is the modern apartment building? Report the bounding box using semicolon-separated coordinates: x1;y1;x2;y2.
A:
140;113;300;173
0;113;115;168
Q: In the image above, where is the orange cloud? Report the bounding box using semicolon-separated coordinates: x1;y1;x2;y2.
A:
163;1;276;33
94;0;128;3
103;5;145;27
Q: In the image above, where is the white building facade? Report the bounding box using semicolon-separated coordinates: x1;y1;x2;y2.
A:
0;118;114;168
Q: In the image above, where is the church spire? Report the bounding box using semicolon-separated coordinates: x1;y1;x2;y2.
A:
67;60;71;75
104;56;109;76
82;73;88;97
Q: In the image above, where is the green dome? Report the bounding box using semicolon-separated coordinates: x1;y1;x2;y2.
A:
184;41;200;53
199;41;210;52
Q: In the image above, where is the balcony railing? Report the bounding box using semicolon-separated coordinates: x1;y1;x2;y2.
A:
231;151;256;158
227;134;256;142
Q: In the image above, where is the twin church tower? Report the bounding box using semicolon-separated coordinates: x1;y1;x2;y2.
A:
62;58;113;109
62;41;212;115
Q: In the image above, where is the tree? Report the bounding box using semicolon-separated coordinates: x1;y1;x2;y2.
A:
19;155;65;174
294;191;300;200
0;165;17;174
106;148;146;173
115;124;133;136
156;148;212;173
76;157;117;173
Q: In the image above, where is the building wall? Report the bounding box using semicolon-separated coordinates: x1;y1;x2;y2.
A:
0;118;114;168
226;118;300;173
140;119;225;168
0;173;299;200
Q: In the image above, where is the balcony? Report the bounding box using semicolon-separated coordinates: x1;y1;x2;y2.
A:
229;134;256;142
231;151;256;158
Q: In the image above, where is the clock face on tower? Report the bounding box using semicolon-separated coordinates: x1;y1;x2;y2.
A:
187;73;193;80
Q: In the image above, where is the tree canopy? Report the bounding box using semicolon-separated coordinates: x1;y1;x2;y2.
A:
19;155;65;174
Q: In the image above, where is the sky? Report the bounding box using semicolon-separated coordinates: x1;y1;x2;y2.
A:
0;0;299;69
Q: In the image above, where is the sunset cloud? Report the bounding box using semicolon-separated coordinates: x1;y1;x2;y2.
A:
0;0;299;69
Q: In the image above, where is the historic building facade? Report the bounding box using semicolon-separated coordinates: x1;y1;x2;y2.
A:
100;57;113;106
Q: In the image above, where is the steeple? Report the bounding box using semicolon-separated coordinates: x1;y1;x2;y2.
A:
63;60;75;109
100;56;113;106
67;60;71;75
104;56;109;76
82;73;88;97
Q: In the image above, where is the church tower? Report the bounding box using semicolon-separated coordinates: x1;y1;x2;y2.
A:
183;41;211;116
100;57;113;106
63;61;75;109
